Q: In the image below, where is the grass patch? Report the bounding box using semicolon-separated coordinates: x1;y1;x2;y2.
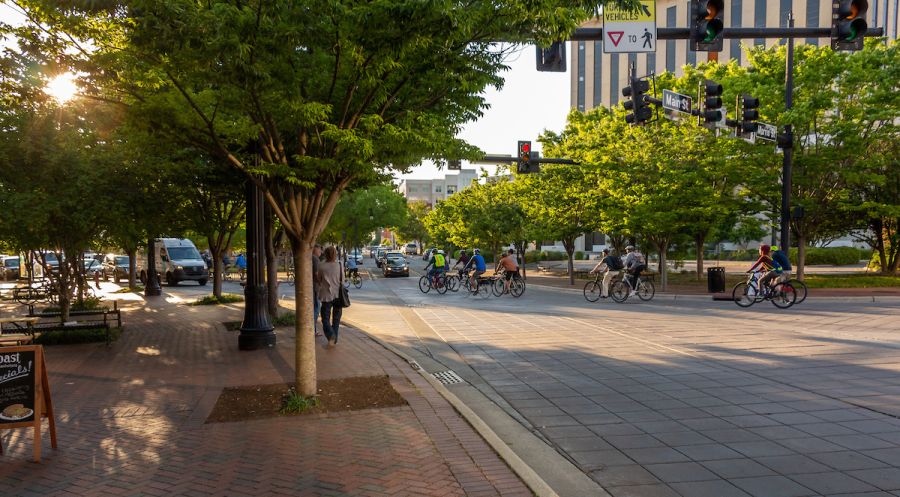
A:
43;296;104;313
112;285;144;293
271;311;296;327
190;293;244;306
280;388;320;414
801;274;900;288
35;326;121;345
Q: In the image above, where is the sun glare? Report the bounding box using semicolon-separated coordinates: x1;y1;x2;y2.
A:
45;73;78;104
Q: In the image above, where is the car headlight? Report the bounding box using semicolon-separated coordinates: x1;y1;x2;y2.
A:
175;265;183;270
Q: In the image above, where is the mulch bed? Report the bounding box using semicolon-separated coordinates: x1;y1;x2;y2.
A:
206;375;408;423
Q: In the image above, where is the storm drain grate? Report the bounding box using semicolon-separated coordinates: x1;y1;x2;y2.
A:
431;370;464;385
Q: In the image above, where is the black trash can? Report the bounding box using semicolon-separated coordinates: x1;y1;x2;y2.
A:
707;266;726;293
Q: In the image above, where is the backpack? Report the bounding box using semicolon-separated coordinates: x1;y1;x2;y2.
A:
607;255;624;271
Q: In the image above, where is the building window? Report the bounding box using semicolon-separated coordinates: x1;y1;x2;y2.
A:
666;6;676;73
593;40;602;109
446;185;456;195
779;0;792;45
806;0;820;45
731;0;743;64
755;0;766;46
610;54;619;106
577;42;585;112
647;53;656;75
435;186;442;193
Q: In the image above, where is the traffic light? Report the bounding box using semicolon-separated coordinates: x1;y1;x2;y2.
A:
622;77;652;125
536;42;566;72
702;80;723;129
690;0;725;52
832;0;868;51
740;95;760;137
517;141;532;174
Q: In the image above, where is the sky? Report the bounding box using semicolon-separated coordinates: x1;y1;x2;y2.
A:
401;46;572;180
0;4;571;181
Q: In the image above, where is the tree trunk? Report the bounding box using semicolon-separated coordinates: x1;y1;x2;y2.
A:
210;246;223;298
293;239;317;397
655;241;669;292
564;237;575;286
127;248;138;290
265;204;279;317
515;240;527;280
695;233;706;281
797;235;806;280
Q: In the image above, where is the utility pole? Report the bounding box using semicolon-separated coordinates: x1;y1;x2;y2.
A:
780;13;795;251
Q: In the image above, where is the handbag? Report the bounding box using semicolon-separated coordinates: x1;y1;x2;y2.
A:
339;262;351;308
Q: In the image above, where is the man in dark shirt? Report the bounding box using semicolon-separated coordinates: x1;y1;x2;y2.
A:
771;245;792;282
590;248;622;298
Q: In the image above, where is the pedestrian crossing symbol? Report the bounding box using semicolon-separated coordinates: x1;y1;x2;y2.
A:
603;0;657;53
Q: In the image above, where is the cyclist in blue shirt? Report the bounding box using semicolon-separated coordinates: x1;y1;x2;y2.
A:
770;245;792;282
468;248;486;292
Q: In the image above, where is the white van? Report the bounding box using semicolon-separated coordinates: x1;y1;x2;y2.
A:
155;238;208;286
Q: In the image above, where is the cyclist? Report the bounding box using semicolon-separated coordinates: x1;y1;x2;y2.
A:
623;245;646;296
770;245;792;282
497;249;520;293
453;249;470;276
345;254;358;278
468;248;486;292
425;249;447;284
589;248;623;299
748;244;782;295
236;252;247;281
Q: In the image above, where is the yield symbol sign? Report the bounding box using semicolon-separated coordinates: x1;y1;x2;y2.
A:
608;31;624;47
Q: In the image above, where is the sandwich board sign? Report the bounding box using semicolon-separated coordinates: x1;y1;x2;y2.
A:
603;0;657;53
0;345;57;462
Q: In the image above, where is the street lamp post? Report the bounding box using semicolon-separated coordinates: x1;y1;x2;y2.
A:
144;238;162;296
238;178;275;350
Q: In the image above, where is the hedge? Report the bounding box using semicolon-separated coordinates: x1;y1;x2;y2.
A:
35;326;122;345
722;247;869;265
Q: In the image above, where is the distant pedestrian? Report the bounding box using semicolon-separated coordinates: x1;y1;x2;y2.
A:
236;253;247;281
317;246;343;346
312;244;322;337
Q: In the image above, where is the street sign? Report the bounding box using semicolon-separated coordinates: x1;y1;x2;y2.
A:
662;89;692;117
756;122;778;141
603;0;657;53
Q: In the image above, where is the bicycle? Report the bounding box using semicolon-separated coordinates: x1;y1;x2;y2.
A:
13;280;57;306
732;271;796;309
286;265;295;286
418;271;448;294
583;271;622;302
491;269;525;297
784;277;808;304
344;269;362;289
609;272;655;303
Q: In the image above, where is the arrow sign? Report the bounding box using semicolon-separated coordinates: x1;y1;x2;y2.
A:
641;4;651;16
607;31;624;47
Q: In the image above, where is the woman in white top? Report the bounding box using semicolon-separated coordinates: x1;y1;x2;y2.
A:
316;246;343;346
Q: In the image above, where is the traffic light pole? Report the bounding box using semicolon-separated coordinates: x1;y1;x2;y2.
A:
781;13;795;251
570;26;883;40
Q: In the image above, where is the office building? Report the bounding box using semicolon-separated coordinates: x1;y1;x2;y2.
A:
398;169;478;206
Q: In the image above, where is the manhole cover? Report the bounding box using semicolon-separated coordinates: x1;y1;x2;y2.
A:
431;370;464;385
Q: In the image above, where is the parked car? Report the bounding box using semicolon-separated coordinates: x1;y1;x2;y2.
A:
422;248;437;261
102;254;132;283
401;243;418;256
1;256;20;280
83;258;104;277
348;249;364;265
382;254;409;277
374;248;387;267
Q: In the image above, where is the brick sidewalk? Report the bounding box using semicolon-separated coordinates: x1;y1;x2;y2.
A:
0;297;530;497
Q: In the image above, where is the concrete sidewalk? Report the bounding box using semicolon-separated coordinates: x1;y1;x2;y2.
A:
0;296;531;497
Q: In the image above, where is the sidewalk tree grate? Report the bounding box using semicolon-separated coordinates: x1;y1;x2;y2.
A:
431;370;464;385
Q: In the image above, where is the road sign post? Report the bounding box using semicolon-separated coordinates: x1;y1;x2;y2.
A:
603;0;657;53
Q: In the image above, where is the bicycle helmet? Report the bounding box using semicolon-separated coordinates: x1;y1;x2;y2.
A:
625;245;634;251
771;245;779;251
473;248;480;254
437;250;444;255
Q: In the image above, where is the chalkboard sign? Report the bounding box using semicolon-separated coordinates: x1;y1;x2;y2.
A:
0;349;36;424
0;345;57;462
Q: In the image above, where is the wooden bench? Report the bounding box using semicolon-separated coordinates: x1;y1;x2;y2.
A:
0;316;41;346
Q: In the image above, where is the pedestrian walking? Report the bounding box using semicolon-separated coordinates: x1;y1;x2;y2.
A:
317;246;343;346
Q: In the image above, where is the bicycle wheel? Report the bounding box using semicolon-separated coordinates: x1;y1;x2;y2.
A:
583;281;601;302
510;278;525;298
789;279;807;304
418;275;432;294
637;279;655;301
446;274;460;292
352;274;362;288
492;278;505;296
478;281;491;299
610;281;629;303
435;274;448;294
343;278;351;289
732;282;755;307
770;282;797;309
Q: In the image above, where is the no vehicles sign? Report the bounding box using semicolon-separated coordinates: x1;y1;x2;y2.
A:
603;0;657;54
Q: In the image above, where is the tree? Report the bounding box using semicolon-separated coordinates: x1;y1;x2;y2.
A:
16;0;634;396
395;201;432;249
322;185;407;251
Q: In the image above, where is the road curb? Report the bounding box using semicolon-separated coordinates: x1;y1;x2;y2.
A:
344;316;561;497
